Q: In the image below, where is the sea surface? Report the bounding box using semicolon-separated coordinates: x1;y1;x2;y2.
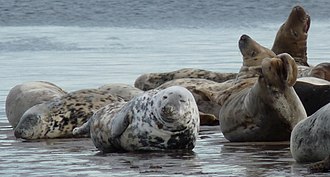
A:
0;0;329;176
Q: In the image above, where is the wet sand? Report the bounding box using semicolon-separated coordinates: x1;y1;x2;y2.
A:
0;121;328;177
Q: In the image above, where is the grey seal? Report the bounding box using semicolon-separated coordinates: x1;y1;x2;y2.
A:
73;86;200;152
290;103;330;163
14;89;123;139
5;81;67;128
204;53;307;141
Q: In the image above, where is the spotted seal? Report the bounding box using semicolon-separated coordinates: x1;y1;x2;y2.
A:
290;103;330;163
272;5;311;66
14;89;124;139
134;68;238;91
203;53;307;141
5;81;67;128
73;86;199;152
98;83;143;101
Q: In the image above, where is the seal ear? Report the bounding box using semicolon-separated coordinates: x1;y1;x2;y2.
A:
110;102;133;138
277;53;298;86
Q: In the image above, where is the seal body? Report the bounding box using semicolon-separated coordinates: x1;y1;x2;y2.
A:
290;103;330;163
208;54;307;141
74;86;199;152
98;83;143;101
5;81;67;128
294;77;330;116
272;5;311;66
14;89;124;139
309;62;330;81
134;68;237;91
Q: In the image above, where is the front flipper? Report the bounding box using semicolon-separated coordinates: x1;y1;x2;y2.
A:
109;101;134;138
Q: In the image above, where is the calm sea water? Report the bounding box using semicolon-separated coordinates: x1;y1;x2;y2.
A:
0;0;329;176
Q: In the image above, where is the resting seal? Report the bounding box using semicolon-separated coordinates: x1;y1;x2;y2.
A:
290;103;330;163
98;83;143;101
134;68;237;91
73;86;199;152
294;77;330;116
5;81;67;128
204;53;307;141
14;89;124;139
309;62;330;81
272;5;311;66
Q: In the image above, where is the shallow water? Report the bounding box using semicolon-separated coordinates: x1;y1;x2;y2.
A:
1;0;330;176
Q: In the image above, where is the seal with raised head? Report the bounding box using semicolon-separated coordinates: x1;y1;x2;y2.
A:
272;5;311;66
203;53;307;142
14;89;124;139
5;81;67;128
290;103;330;163
73;86;200;152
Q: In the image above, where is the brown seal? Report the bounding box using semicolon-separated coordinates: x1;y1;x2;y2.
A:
309;62;330;81
272;5;311;66
204;54;307;141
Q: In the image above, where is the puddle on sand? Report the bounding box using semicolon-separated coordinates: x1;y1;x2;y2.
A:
0;123;329;177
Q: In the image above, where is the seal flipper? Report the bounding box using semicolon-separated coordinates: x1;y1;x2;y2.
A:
109;101;133;138
72;118;91;136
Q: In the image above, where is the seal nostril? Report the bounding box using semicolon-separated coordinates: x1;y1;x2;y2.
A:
163;96;167;99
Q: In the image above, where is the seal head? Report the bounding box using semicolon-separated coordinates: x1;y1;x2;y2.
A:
272;5;311;66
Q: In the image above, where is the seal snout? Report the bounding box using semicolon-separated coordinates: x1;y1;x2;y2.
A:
14;128;22;138
239;34;251;51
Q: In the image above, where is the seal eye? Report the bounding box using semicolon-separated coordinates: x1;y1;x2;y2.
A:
251;51;256;57
163;96;168;99
179;100;186;103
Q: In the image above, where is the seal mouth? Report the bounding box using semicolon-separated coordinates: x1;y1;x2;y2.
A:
292;5;310;33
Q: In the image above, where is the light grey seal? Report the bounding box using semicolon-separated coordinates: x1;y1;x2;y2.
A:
73;86;200;152
14;89;124;139
290;103;330;163
5;81;67;128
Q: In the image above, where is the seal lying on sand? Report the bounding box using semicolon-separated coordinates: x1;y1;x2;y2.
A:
203;53;307;141
290;103;330;163
98;83;143;101
5;81;67;128
272;5;311;66
14;89;124;139
73;86;200;152
309;62;330;81
134;68;237;91
294;77;330;116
